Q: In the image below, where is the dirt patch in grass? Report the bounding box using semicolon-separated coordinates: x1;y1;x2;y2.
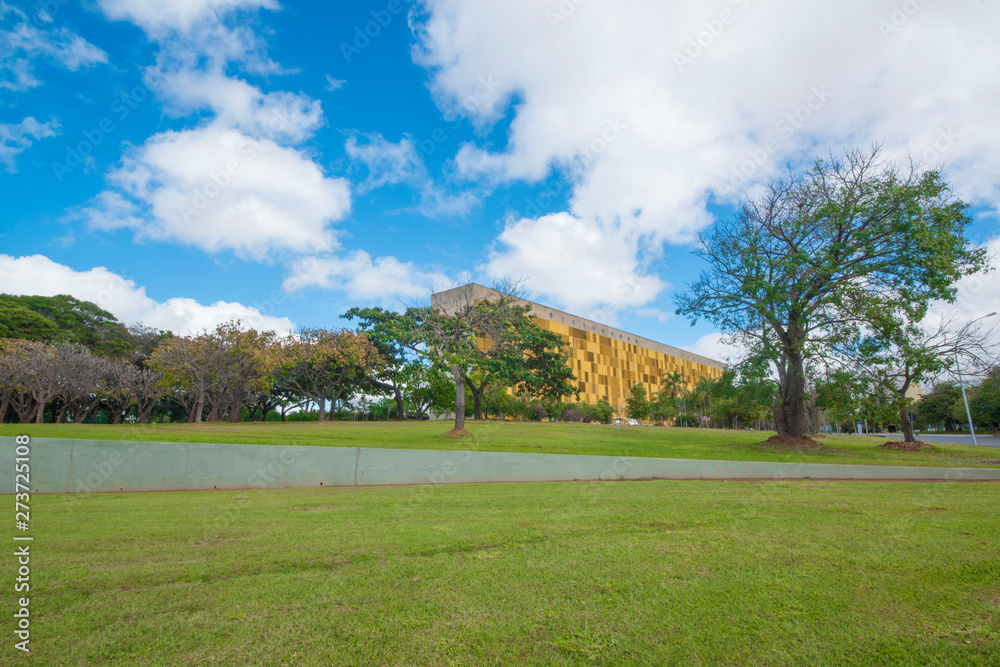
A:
761;435;825;450
879;440;938;452
446;428;473;437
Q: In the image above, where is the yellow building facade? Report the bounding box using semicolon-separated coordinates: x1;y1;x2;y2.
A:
431;284;727;407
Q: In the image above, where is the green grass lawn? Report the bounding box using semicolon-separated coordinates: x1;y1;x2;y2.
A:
4;480;998;665
4;420;1000;468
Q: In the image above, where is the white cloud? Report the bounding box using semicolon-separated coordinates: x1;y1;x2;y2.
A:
156;69;324;143
681;332;737;365
481;212;666;317
81;0;355;264
78;123;350;260
415;0;1000;311
284;252;455;305
345;133;479;217
924;235;1000;350
97;0;278;35
346;134;424;192
0;2;107;91
0;254;294;334
0;117;59;172
325;74;345;92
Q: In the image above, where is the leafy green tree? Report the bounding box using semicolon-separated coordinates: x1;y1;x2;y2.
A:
343;306;422;420
406;362;455;419
626;382;652;421
0;299;59;341
813;369;863;433
0;294;133;356
590;398;614;424
916;383;963;432
414;287;577;432
677;147;987;440
458;307;578;420
964;368;1000;432
275;328;380;423
660;370;686;423
649;390;677;425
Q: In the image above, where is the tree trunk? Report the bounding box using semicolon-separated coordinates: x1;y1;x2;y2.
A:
34;394;48;424
317;397;326;422
0;395;8;424
12;394;35;424
194;388;205;423
393;387;406;421
451;364;466;431
464;377;487;420
899;405;915;442
774;349;806;439
228;399;242;422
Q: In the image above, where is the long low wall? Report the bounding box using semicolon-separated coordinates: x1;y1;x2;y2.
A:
2;437;999;494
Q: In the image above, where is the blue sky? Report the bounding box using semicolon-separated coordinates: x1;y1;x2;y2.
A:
2;0;999;360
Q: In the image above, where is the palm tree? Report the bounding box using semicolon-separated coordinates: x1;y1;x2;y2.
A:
695;376;720;427
661;370;686;425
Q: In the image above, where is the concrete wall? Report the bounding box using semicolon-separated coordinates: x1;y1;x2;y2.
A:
2;437;998;494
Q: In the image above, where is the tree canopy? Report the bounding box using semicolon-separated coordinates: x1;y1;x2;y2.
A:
677;146;988;440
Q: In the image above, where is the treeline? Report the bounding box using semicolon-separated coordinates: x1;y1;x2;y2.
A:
0;292;580;426
621;364;778;430
913;371;1000;433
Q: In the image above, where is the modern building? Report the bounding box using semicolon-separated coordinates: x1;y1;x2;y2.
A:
430;283;727;408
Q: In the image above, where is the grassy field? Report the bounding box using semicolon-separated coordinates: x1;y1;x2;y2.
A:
3;420;1000;468
3;480;998;665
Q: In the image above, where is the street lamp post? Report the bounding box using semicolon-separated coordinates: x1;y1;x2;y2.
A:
955;311;997;447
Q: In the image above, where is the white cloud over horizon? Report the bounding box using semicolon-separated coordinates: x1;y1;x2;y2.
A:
284;252;456;307
415;0;1000;314
0;254;295;335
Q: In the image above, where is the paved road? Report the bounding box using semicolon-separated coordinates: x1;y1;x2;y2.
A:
884;433;1000;449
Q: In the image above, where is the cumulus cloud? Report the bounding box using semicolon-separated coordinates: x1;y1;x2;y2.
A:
482;212;666;317
0;2;107;91
156;70;324;143
681;332;738;365
97;0;278;35
79;0;351;261
0;117;59;172
78;123;349;260
415;0;1000;311
0;254;294;334
284;252;455;305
